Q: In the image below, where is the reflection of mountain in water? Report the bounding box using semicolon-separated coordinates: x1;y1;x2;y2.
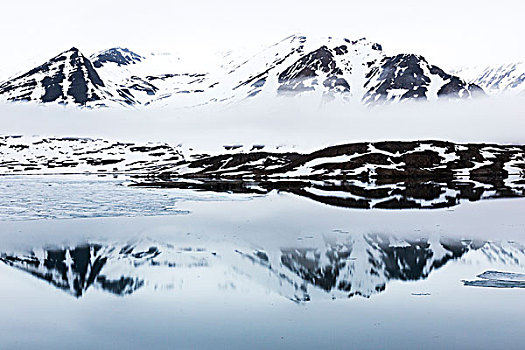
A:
278;235;469;298
0;244;144;297
132;178;525;210
130;140;525;210
2;236;524;301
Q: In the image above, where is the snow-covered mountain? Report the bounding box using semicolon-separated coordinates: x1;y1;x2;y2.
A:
363;54;483;103
0;46;209;107
0;48;133;107
0;35;485;108
453;62;525;95
2;236;524;300
91;47;144;68
89;47;210;106
216;35;482;105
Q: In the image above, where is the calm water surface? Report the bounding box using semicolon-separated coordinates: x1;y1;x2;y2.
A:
1;176;524;349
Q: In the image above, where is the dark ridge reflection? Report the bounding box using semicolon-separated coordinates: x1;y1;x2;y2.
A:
131;177;525;210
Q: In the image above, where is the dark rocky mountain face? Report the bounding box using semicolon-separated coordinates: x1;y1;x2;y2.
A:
91;47;143;68
277;46;350;93
365;54;430;102
227;36;486;104
230;36;370;100
429;65;485;97
0;48;110;105
363;54;484;104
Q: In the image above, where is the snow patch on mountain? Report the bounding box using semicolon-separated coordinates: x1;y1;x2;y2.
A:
452;62;525;95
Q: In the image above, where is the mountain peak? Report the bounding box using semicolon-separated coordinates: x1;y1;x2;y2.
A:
0;47;112;105
91;47;143;68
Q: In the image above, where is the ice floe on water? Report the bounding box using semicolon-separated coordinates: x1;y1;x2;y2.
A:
0;175;255;221
463;270;525;288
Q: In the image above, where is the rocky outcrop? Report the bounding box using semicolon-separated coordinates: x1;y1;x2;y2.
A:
0;48;107;104
363;54;484;104
277;46;350;93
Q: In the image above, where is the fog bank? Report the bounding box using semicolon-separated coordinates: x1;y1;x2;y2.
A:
2;94;524;153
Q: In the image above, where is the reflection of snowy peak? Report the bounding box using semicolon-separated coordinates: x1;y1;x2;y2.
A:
0;244;143;297
272;235;469;299
453;62;525;95
0;35;486;108
3;236;524;301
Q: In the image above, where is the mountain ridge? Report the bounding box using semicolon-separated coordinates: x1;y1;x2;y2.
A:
0;35;494;108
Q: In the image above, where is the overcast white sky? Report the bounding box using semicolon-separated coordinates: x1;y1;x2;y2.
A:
0;0;523;78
